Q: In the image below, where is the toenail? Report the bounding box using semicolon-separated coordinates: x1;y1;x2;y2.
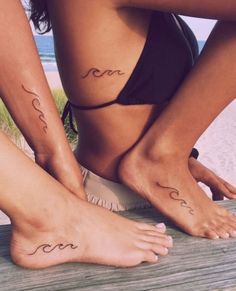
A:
164;248;168;254
231;231;236;237
155;255;159;261
167;236;173;242
156;223;165;228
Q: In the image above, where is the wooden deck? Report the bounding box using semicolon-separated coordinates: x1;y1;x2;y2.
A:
1;200;236;291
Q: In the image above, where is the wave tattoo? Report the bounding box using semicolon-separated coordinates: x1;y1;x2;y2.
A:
28;243;78;255
81;68;125;79
157;183;194;215
22;85;48;133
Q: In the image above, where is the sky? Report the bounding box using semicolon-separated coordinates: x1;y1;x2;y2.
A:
182;16;216;40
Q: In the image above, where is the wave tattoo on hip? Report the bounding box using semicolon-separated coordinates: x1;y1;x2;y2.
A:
81;67;125;79
157;183;194;215
28;243;78;255
22;85;48;133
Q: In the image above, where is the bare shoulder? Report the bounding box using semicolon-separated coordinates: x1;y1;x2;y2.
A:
110;0;236;20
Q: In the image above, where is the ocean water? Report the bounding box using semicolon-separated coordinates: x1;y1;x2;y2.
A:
198;41;205;52
34;35;57;72
35;35;206;72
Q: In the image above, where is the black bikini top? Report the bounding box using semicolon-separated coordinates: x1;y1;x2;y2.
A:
62;10;199;130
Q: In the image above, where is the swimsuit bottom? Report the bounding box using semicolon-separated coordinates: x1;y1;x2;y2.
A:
80;165;151;211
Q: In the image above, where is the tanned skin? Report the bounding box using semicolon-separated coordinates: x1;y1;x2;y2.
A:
0;0;173;269
47;0;236;239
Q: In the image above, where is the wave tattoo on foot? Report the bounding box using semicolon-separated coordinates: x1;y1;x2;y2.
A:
157;183;194;215
28;243;78;255
81;68;125;79
22;85;48;133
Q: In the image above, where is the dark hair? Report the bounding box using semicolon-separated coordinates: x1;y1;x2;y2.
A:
28;0;51;34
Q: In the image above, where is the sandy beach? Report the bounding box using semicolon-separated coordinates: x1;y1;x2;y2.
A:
0;71;235;224
196;99;236;191
45;71;63;89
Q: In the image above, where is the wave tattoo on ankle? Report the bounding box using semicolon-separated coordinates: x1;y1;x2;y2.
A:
81;68;125;79
28;243;78;255
22;85;48;133
157;183;194;215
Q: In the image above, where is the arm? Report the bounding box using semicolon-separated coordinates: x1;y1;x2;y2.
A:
0;0;85;199
114;0;236;20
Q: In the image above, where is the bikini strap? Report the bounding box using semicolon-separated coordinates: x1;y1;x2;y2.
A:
190;148;199;159
69;99;117;110
61;99;118;134
61;101;78;134
174;14;199;61
61;101;199;158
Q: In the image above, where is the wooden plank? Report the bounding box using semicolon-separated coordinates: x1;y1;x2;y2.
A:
0;200;236;291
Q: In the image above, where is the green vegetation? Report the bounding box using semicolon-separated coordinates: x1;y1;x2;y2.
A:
52;89;78;144
0;89;78;149
0;99;21;140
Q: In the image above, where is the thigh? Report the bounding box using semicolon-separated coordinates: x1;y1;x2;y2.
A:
74;103;158;180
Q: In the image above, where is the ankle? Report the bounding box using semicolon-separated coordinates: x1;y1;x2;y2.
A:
11;192;73;235
121;147;183;185
132;140;189;165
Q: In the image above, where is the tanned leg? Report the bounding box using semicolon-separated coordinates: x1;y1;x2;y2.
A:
119;20;236;239
0;130;173;269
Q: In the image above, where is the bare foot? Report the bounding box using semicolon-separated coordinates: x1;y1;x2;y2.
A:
189;157;236;201
10;196;173;269
118;150;236;239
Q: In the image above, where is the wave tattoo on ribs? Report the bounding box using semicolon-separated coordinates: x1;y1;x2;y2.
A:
157;183;194;215
81;67;125;79
22;85;48;133
28;243;78;255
